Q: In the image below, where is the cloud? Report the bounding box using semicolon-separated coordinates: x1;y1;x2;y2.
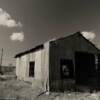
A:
0;8;22;27
81;31;96;40
10;32;24;42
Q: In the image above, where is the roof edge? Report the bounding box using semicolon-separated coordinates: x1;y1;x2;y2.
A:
15;44;44;58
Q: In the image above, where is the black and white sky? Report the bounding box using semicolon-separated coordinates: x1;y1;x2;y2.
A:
0;0;100;65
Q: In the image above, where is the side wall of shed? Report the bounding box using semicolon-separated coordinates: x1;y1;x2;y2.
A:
16;42;50;91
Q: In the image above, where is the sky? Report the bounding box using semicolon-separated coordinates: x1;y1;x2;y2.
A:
0;0;100;66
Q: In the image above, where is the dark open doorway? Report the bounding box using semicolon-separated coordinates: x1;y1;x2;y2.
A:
29;61;35;77
75;51;95;85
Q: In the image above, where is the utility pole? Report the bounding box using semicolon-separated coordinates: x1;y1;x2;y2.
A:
0;48;3;75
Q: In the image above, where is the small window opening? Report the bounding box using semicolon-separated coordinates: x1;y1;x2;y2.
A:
60;59;74;79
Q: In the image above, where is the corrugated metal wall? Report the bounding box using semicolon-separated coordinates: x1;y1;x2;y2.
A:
49;33;100;91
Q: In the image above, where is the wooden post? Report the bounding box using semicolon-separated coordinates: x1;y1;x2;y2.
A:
0;48;3;74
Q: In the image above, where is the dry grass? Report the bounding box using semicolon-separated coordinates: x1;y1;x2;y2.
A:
0;79;42;100
0;78;100;100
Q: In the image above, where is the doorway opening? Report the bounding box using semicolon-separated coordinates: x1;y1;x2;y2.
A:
75;51;95;85
29;61;35;77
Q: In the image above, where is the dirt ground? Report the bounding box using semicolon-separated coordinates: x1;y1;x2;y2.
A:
0;78;100;100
